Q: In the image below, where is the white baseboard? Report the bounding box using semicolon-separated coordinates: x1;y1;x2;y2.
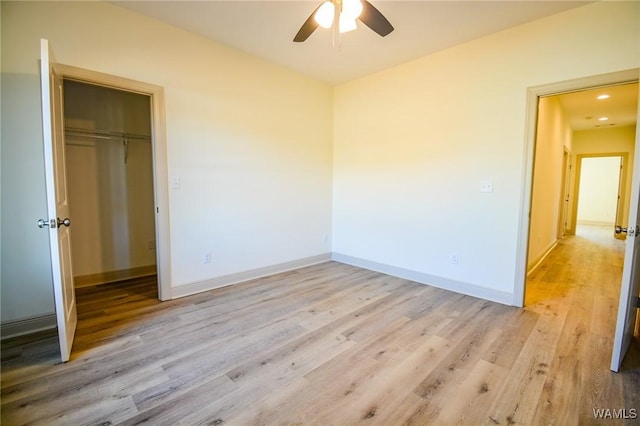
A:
1;314;57;340
527;241;558;276
331;253;513;306
74;265;157;288
577;220;614;227
171;253;333;299
1;252;512;338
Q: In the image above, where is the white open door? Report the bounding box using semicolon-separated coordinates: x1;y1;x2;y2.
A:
39;39;77;362
610;85;640;372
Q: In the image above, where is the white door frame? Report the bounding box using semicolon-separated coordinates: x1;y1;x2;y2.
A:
56;63;172;301
514;68;639;307
557;147;570;238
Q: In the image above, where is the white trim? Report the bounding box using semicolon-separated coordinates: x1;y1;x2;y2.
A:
576;220;615;227
54;64;172;301
332;253;513;306
171;254;333;298
527;241;558;277
1;314;57;340
74;265;157;288
515;68;640;308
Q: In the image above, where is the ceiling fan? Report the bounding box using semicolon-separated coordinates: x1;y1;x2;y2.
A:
294;0;394;42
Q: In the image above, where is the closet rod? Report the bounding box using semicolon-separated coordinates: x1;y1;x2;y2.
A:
64;126;151;142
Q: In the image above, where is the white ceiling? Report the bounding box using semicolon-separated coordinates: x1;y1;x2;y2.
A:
556;83;638;131
111;1;637;128
112;0;591;85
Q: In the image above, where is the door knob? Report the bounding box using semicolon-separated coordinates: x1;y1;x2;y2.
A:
57;217;71;227
37;219;54;228
616;225;638;236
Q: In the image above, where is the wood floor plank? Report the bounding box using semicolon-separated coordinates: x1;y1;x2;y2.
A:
432;359;509;425
404;307;509;424
1;225;638;425
313;334;452;425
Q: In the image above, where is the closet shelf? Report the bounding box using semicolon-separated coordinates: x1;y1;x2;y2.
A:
65;126;151;142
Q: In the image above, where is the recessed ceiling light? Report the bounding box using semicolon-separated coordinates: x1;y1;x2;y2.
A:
598;117;609;121
597;94;610;100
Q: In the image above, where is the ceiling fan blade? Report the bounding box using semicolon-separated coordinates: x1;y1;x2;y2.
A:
359;0;394;37
294;5;321;42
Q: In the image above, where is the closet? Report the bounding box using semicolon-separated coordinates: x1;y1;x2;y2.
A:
63;79;157;289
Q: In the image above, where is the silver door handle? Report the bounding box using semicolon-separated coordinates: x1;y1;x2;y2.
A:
38;218;70;228
37;219;54;228
616;225;637;236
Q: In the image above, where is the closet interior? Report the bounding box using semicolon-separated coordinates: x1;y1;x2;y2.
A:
63;79;157;289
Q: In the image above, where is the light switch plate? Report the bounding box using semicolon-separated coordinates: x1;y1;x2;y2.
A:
480;180;494;193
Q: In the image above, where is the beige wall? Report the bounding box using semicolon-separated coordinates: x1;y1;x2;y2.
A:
527;96;572;270
333;1;639;302
1;1;333;323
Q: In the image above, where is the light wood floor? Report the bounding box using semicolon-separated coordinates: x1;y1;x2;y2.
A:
2;227;639;425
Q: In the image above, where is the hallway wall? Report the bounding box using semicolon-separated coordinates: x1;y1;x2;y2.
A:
528;96;572;271
576;156;621;226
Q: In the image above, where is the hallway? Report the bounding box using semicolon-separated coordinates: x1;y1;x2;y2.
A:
526;224;625;309
525;224;639;419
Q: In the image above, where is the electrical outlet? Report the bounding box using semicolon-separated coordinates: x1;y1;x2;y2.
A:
451;254;459;265
203;251;212;264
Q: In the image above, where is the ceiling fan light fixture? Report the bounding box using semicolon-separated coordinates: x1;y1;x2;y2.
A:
294;0;394;43
342;0;363;19
314;1;335;29
339;14;358;33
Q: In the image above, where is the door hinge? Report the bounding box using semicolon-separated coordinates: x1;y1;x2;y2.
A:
636;296;640;308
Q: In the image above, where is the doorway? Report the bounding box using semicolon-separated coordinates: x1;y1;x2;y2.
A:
516;71;640;370
573;154;627;239
63;79;158;291
54;63;172;301
525;83;637;297
516;73;639;307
